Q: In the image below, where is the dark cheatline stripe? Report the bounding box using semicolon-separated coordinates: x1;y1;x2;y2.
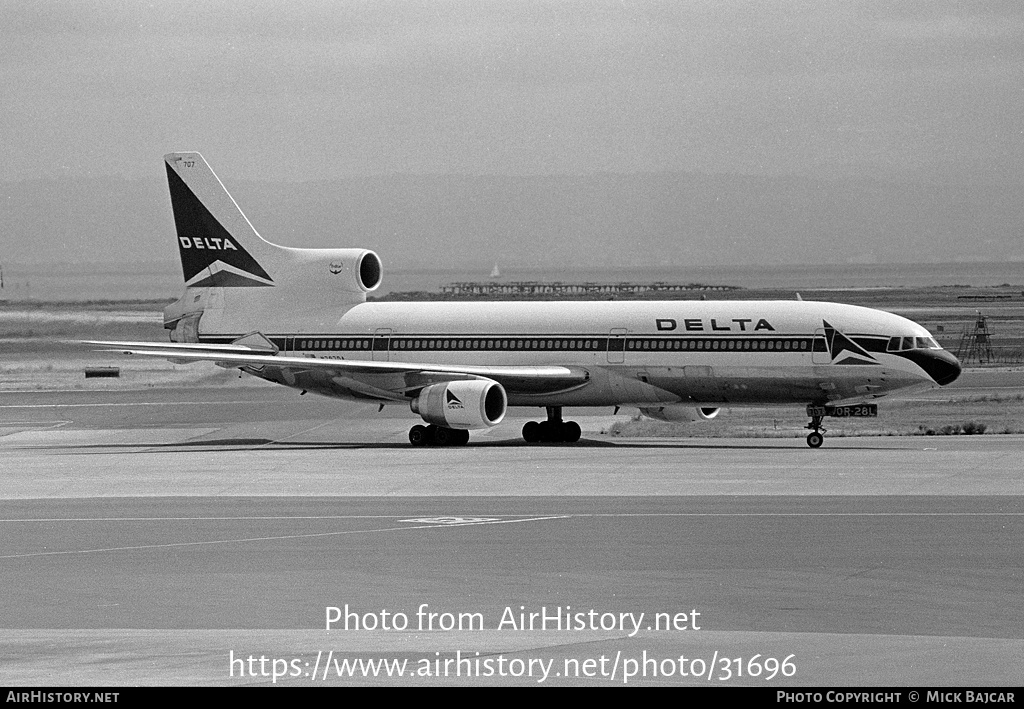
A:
201;333;831;354
852;337;890;353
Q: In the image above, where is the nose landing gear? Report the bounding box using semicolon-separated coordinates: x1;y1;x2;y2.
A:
805;413;826;448
522;406;582;444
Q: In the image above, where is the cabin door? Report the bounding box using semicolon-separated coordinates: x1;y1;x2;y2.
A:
372;328;392;361
607;328;627;363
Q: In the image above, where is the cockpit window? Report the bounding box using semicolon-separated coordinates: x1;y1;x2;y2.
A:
887;335;942;352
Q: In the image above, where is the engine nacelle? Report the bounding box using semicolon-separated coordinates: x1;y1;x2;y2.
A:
639;405;721;422
343;249;383;293
163;250;382;336
276;247;382;294
411;380;507;430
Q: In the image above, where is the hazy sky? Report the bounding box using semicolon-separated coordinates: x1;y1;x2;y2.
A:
1;1;1022;270
3;0;1022;182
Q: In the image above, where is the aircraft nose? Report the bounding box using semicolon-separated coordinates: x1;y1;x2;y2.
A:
925;349;962;386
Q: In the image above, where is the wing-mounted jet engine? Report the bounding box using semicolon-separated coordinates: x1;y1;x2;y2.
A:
408;379;508;446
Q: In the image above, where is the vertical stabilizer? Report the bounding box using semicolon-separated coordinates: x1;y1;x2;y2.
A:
164;152;275;288
161;151;383;337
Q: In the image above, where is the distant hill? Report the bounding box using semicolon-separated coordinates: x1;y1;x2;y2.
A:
3;172;1021;269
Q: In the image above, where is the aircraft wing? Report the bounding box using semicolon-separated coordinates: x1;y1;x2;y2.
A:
82;340;591;400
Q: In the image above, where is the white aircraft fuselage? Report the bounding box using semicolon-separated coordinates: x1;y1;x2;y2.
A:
190;299;957;409
91;152;961;448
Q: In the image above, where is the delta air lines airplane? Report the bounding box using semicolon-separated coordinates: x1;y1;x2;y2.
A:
89;153;962;448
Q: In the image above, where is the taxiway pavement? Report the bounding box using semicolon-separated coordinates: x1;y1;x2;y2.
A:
1;384;1021;686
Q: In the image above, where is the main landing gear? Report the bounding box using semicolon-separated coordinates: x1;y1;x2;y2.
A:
805;413;826;448
409;424;470;447
522;406;582;444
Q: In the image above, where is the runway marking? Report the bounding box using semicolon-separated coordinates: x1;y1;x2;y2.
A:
0;515;570;559
0;401;271;409
0;515;407;522
1;388;263;394
573;512;1024;517
0;421;70;428
254;420;336;449
399;517;501;525
0;512;1021;524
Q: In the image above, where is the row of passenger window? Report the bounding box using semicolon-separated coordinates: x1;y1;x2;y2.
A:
298;338;610;351
391;338;608;351
626;338;811;351
295;337;815;352
299;339;372;350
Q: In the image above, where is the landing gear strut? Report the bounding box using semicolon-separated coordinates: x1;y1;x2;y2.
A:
409;424;470;447
522;406;582;444
805;414;826;448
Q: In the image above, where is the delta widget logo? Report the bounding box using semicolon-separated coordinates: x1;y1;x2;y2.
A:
445;390;465;410
822;321;878;365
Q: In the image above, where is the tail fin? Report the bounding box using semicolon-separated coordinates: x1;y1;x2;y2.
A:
161;152;382;338
165;152;276;288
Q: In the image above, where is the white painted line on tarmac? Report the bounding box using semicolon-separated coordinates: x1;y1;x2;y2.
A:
400;517;501;524
573;512;1024;517
0;515;416;522
0;421;70;426
0;515;570;559
0;387;271;394
0;401;269;408
2;511;1019;525
254;420;336;448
